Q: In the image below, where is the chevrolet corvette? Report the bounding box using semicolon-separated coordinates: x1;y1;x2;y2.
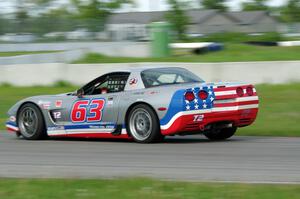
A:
6;67;259;143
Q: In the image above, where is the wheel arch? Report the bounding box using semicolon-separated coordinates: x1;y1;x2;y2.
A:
124;101;160;130
16;101;47;133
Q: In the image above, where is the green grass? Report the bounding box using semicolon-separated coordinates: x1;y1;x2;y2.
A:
0;85;77;129
0;51;62;57
0;83;299;137
73;44;300;63
238;83;300;137
0;178;300;199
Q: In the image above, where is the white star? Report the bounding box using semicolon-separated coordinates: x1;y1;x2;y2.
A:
185;100;189;104
203;100;206;103
208;90;213;95
199;87;203;90
203;103;207;108
194;98;198;103
210;97;214;101
195;104;199;109
192;87;195;91
186;105;190;110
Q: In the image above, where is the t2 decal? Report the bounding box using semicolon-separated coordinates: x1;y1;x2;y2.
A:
71;99;105;123
193;114;204;122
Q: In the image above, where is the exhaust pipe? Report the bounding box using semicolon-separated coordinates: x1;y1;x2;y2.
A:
199;125;205;131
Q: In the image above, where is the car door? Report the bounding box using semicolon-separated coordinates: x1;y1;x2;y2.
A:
54;72;129;135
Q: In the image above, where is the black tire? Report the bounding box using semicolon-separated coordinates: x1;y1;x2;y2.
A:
127;104;163;143
17;103;47;140
204;127;237;141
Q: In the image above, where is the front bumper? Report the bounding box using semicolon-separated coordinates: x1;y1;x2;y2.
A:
6;121;19;132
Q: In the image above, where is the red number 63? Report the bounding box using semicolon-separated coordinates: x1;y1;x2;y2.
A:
71;99;105;123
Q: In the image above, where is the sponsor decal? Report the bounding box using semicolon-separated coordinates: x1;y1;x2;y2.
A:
9;116;16;122
133;91;144;95
53;112;62;119
89;125;102;129
149;91;159;95
89;124;114;129
71;98;105;123
48;126;65;131
38;100;51;109
193;114;204;122
55;100;62;108
129;78;138;85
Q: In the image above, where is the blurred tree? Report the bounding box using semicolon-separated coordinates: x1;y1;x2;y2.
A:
165;0;190;40
281;0;300;22
10;0;54;32
241;0;269;11
0;15;9;34
71;0;132;32
200;0;228;11
1;0;132;34
30;8;77;35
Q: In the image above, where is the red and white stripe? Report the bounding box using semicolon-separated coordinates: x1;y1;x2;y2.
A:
161;85;259;134
6;124;19;132
213;85;258;108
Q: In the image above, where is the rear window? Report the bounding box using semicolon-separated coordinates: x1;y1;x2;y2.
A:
141;68;204;88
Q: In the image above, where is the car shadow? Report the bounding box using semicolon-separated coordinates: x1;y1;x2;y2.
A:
46;136;242;144
6;132;250;144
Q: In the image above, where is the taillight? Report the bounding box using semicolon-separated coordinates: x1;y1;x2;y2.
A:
246;86;254;96
236;87;244;97
198;90;208;100
185;91;195;101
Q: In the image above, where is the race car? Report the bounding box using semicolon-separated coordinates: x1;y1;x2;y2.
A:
6;67;259;143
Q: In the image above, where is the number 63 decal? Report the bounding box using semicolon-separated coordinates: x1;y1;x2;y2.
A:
71;99;105;123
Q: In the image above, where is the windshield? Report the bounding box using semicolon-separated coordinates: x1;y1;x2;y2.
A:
141;68;204;88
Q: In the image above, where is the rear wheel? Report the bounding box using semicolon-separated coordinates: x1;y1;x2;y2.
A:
18;103;47;140
127;104;163;143
204;127;237;141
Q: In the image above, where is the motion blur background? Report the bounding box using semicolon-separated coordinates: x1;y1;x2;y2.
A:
0;0;300;135
1;1;300;198
1;0;300;81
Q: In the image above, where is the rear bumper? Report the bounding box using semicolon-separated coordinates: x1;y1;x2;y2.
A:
160;106;258;135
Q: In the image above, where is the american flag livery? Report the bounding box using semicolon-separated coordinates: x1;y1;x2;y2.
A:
213;85;259;111
160;84;259;135
184;86;215;111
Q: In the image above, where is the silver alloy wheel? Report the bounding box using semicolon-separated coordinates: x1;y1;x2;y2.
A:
18;107;38;138
129;108;153;141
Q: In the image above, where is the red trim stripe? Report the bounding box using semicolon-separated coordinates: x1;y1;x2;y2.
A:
214;100;259;107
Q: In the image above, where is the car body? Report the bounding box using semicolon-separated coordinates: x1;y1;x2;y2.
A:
6;67;259;143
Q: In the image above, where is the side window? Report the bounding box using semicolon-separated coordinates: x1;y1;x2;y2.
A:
91;74;129;95
106;77;128;93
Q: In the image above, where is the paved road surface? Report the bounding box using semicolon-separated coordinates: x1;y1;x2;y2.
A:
1;132;300;183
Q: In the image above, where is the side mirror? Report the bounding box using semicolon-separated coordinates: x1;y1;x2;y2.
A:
76;88;84;98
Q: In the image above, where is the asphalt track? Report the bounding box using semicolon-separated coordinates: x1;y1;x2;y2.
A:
1;131;300;184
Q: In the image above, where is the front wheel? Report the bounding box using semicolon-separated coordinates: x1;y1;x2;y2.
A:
204;127;237;141
17;103;47;140
127;104;163;143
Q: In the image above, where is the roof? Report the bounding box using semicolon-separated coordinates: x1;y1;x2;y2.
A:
107;11;165;24
107;10;275;25
108;9;218;24
185;10;218;24
100;66;182;74
224;11;268;24
128;66;184;73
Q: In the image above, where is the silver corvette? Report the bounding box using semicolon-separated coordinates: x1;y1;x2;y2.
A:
6;67;259;143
